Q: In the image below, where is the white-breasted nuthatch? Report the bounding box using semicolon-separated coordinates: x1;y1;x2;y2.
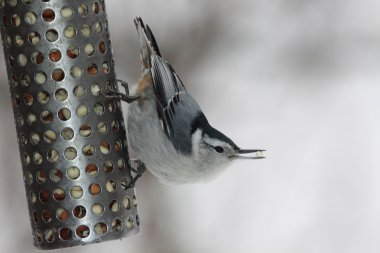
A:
110;17;265;185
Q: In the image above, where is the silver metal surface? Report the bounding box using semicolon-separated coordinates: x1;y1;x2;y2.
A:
0;0;139;249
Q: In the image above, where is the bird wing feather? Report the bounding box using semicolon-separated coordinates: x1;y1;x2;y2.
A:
135;17;202;154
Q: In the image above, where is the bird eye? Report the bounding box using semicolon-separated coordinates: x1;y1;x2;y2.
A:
214;146;224;153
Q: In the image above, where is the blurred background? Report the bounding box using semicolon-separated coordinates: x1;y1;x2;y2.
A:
1;0;380;252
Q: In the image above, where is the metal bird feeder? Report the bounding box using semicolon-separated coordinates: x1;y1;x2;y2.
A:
0;0;139;249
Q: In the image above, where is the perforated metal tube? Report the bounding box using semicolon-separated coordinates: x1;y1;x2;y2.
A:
0;0;139;249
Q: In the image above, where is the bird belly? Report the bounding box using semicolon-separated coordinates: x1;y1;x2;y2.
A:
127;93;214;184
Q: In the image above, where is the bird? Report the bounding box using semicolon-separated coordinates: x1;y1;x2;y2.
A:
109;17;265;185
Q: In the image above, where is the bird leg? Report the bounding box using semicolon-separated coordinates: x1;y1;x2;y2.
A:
106;79;139;103
127;159;146;188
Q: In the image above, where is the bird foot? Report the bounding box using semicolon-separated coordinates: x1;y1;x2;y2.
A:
127;159;146;188
105;79;139;103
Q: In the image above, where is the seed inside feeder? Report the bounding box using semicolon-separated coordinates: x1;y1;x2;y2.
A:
30;132;40;145
9;55;15;67
15;35;24;46
70;186;83;199
50;169;63;183
79;124;92;137
78;4;88;16
126;216;134;229
95;22;102;33
61;127;74;140
18;54;27;66
91;83;101;96
35;230;43;244
76;105;88;117
100;140;110;154
120;177;129;190
42;9;55;22
35;71;46;84
33;152;43;164
97;122;107;134
84;44;95;56
36;170;46;184
106;180;116;192
82;144;95;156
109;200;119;212
93;2;100;14
67;166;80;179
99;41;106;54
123;196;131;209
45;229;55;242
47;149;59;162
33;211;39;223
86;164;98;176
30;191;37;204
45;29;58;42
59;228;72;240
52;68;65;81
89;183;101;195
91;203;104;215
39;190;49;203
94;102;104;115
24;153;31;165
55;88;68;101
31;51;44;64
111;120;119;132
41;110;53;123
13;94;20;106
58;108;71;121
76;225;90;238
73;205;86;218
20;133;27;145
64;147;77;160
56;208;69;221
67;46;79;58
94;222;107;235
64;26;76;39
117;158;125;169
71;66;82;78
26;171;33;184
49;49;62;62
28;32;40;45
112;218;123;232
43;130;56;143
114;140;122;152
23;92;33;106
102;61;110;74
42;209;52;222
81;24;91;37
53;188;65;201
103;161;113;173
73;85;85;97
20;73;31;86
4;35;11;47
11;14;20;27
37;90;50;104
24;11;37;25
17;114;24;126
60;6;73;19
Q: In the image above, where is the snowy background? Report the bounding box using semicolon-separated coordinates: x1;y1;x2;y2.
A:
1;0;380;252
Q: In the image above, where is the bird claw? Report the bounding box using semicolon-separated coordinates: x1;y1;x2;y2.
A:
127;159;146;188
104;79;139;103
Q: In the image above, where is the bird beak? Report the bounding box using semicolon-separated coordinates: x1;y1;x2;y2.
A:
232;149;266;159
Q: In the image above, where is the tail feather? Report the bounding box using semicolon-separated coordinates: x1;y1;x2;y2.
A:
134;17;161;70
145;24;161;57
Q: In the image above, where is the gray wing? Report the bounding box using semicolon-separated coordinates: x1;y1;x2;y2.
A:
134;17;201;154
150;54;201;154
